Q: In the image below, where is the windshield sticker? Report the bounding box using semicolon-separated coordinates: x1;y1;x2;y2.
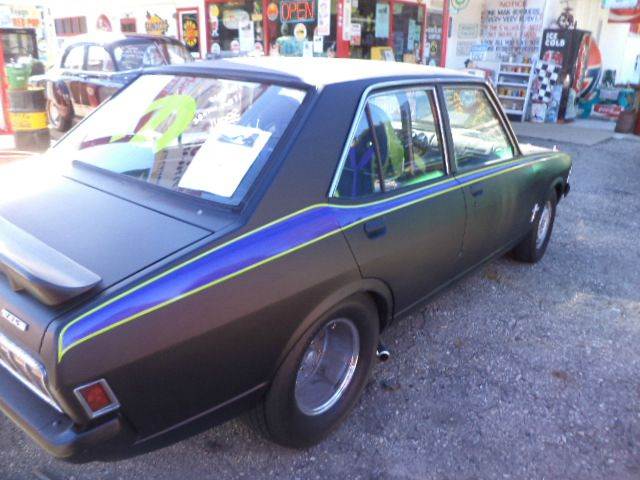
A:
179;124;271;197
114;94;197;153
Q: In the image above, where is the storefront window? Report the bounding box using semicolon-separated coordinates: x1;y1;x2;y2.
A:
266;0;337;57
206;0;265;57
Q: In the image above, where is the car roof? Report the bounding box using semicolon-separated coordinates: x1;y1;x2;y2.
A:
63;32;180;47
152;57;479;88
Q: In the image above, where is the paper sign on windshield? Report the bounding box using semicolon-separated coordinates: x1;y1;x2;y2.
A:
179;124;271;198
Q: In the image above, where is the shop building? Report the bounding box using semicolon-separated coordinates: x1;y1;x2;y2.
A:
42;0;452;65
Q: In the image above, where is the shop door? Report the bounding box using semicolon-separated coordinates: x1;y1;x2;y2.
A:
391;0;425;63
349;1;391;60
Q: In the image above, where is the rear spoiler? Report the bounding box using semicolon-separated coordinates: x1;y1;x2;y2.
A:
0;217;101;306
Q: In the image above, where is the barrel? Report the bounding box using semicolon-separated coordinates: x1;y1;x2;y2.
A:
8;88;50;152
5;64;31;90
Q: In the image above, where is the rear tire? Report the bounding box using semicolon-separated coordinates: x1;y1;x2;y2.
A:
248;294;379;448
512;189;557;263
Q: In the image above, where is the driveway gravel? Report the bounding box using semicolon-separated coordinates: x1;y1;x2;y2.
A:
1;136;639;480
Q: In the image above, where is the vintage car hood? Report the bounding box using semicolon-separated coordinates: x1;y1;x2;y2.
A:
0;159;210;353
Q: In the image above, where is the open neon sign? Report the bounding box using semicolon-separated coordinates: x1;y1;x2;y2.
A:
280;0;316;24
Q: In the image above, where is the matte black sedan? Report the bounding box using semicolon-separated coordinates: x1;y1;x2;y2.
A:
0;58;571;460
38;33;192;132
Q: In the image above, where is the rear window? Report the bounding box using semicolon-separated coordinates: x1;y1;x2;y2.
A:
113;41;191;70
55;74;306;204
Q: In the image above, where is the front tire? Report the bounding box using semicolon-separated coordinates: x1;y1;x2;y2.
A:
249;294;379;448
512;189;558;263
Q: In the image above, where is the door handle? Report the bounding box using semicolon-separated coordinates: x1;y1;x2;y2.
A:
470;186;484;197
364;218;386;239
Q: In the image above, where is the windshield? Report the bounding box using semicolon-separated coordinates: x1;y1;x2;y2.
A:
55;74;306;204
113;41;191;70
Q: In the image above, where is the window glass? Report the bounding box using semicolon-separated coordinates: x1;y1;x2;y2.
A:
335;89;445;199
443;87;514;171
55;75;306;204
164;42;192;64
112;40;189;70
86;46;114;72
63;46;84;69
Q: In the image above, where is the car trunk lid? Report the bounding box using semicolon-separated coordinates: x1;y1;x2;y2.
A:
0;169;211;354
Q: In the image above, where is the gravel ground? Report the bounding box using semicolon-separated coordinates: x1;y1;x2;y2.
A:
1;136;639;480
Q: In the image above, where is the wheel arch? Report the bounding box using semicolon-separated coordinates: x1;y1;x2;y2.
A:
273;278;394;374
551;176;565;204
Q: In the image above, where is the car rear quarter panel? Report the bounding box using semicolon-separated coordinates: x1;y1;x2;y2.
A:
48;226;361;437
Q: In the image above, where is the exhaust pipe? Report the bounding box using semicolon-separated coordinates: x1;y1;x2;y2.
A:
376;342;390;362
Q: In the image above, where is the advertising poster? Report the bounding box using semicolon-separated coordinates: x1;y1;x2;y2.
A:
303;40;314;57
342;0;352;41
426;11;443;66
375;2;390;38
351;23;362;46
178;10;200;55
238;18;255;52
407;18;418;51
480;0;545;61
317;0;331;36
313;34;324;53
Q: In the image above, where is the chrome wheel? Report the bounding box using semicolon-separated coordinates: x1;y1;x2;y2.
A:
536;200;552;249
294;318;360;416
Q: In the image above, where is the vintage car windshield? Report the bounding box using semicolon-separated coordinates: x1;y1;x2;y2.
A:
55;74;306;204
112;41;192;70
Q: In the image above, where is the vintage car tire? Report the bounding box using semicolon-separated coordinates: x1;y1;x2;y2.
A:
47;99;72;132
512;189;558;263
249;293;379;448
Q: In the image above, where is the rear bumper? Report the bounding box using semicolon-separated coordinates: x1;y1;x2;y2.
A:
0;366;132;460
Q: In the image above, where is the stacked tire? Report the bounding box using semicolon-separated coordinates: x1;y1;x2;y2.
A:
9;87;50;152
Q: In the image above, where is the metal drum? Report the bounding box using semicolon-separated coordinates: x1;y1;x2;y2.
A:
9;88;50;152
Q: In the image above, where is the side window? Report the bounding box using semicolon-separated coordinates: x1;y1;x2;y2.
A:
335;88;446;199
443;87;515;171
86;45;114;72
62;46;85;70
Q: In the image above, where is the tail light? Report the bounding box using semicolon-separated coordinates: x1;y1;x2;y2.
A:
74;379;119;419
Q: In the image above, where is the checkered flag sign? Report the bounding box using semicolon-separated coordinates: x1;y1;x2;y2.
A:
532;61;561;103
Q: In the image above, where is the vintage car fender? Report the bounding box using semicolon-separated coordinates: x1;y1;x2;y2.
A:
274;277;394;371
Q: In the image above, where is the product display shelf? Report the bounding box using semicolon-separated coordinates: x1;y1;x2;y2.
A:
496;62;535;122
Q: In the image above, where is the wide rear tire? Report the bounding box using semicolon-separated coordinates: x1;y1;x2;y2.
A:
248;294;379;448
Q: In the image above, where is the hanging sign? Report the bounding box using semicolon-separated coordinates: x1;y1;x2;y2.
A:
317;0;331;36
375;2;389;39
145;11;169;36
280;0;316;24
